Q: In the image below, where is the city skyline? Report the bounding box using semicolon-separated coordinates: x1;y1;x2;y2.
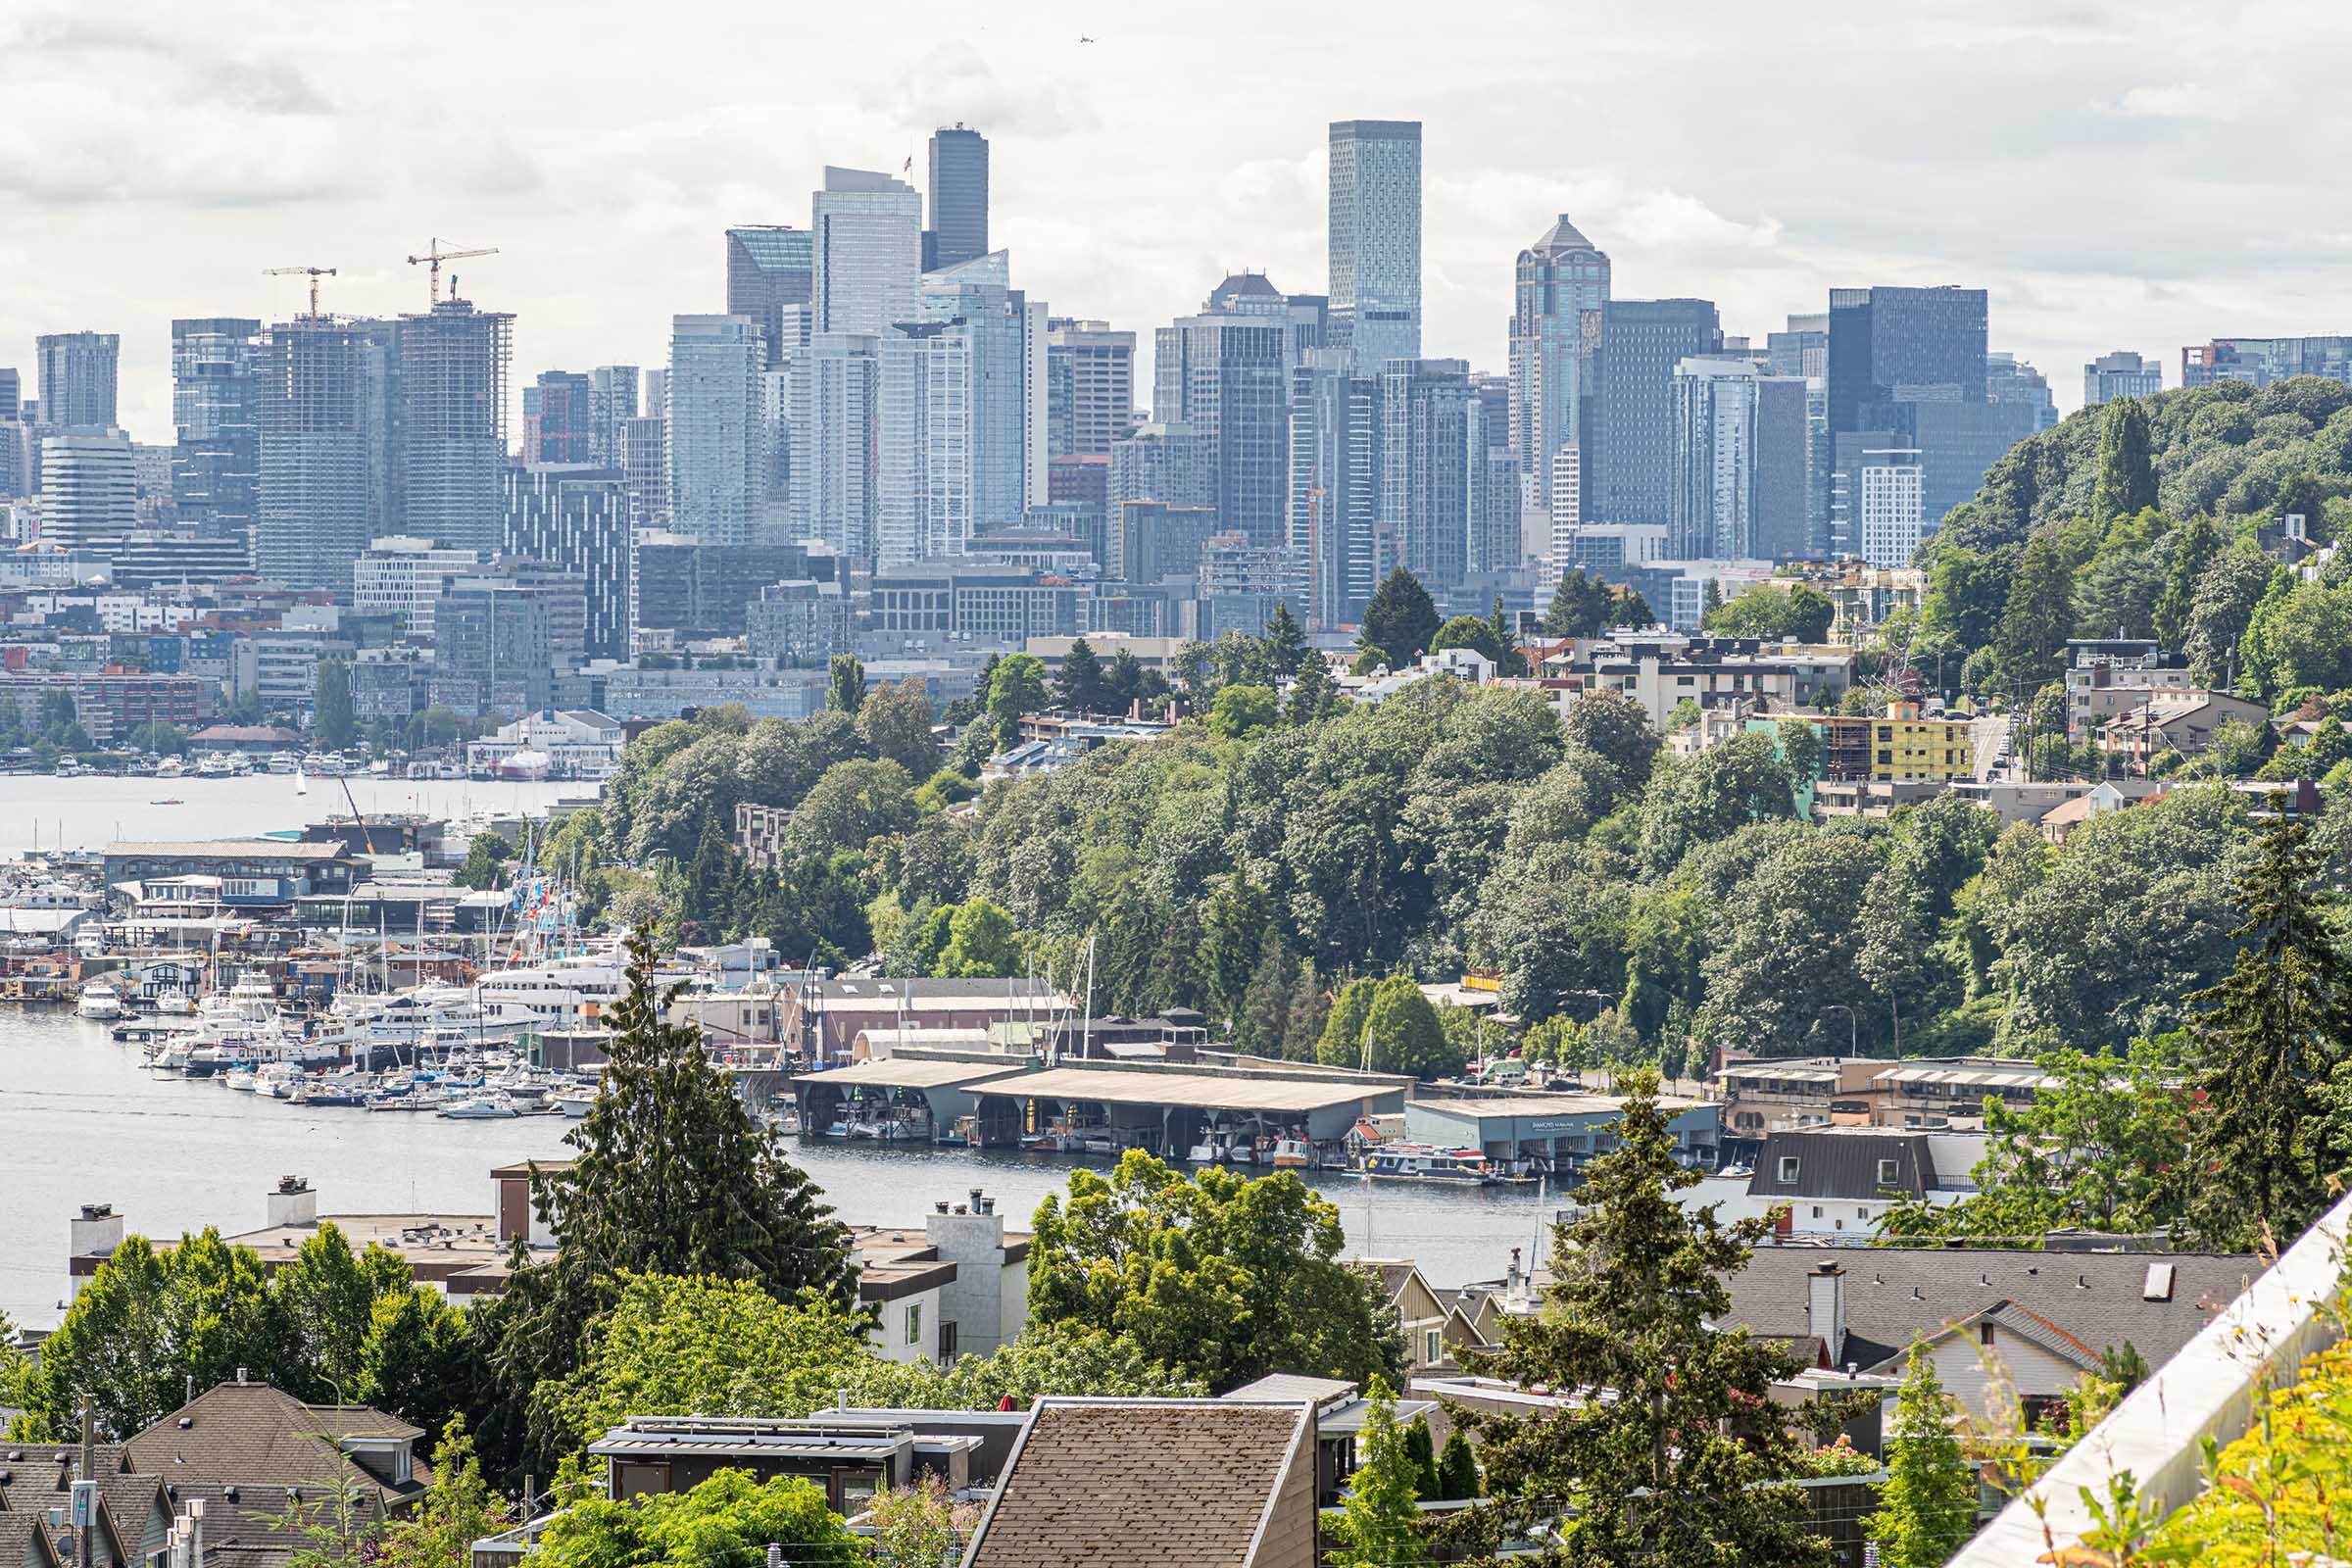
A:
3;2;2331;444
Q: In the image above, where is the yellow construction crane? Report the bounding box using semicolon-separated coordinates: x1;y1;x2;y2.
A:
263;265;337;318
405;238;498;306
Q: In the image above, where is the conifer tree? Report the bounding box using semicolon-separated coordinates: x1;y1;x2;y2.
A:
1865;1348;1978;1568
1325;1379;1430;1568
1231;928;1298;1058
491;933;857;1471
826;654;866;715
1403;1412;1440;1495
2185;810;2352;1249
1054;637;1107;712
1362;567;1441;665
1468;1071;1828;1567
1286;655;1336;725
1435;1430;1480;1500
2091;397;2157;523
1260;601;1310;680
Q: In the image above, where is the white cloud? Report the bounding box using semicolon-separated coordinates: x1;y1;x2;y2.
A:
2096;81;2238;120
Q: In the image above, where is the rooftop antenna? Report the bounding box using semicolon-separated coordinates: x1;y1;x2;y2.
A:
263;266;338;319
405;237;499;306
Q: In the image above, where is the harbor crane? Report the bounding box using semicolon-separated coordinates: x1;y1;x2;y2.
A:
263;266;337;318
405;237;498;306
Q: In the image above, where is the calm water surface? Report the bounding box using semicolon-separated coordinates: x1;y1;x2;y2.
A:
0;1007;1550;1325
0;773;585;858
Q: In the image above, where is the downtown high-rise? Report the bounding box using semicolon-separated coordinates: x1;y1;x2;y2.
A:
1328;120;1422;370
725;226;814;368
523;370;595;463
2084;350;2163;407
1379;358;1489;594
1154;273;1298;548
400;296;514;554
255;317;400;590
171;318;262;551
1509;216;1610;520
876;253;1036;565
1591;298;1722;527
926;124;990;272
1046;318;1136;459
667;315;764;547
812;167;922;337
35;331;120;430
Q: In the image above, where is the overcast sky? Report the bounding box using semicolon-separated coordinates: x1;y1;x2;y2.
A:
6;0;2348;444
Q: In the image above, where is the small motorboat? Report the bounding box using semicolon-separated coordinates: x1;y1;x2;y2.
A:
439;1095;518;1120
148;797;186;807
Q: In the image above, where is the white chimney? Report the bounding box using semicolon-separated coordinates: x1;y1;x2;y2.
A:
266;1176;317;1230
71;1202;124;1261
1807;1262;1846;1366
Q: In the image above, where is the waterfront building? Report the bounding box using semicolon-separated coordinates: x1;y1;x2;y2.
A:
170;318;261;552
1592;298;1722;527
726;225;814;368
35;331;120;430
2083;350;2163;406
925;124;989;272
667;315;763;547
399;296;514;555
1508;215;1610;522
504;465;633;660
522;370;595;463
1045;318;1135;459
1328;119;1421;370
812;167;923;337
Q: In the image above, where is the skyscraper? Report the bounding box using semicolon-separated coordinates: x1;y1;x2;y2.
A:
1110;421;1216;516
2084;350;2164;407
1988;352;2058;432
171;318;261;551
523;370;595;463
667;315;763;547
0;368;19;420
590;365;640;466
926;124;989;272
876;253;1032;565
812;167;922;337
505;465;633;661
1154;274;1296;548
1508;215;1611;521
1379;358;1487;594
1752;376;1812;563
725;226;814;368
35;332;120;430
1669;357;1760;562
1592;299;1722;527
1046;318;1137;459
400;297;514;554
36;428;135;552
789;333;881;561
255;317;400;590
1328;120;1422;370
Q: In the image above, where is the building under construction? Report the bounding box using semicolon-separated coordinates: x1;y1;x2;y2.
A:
399;296;514;556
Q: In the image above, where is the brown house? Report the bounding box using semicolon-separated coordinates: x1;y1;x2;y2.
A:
961;1397;1318;1568
0;1446;172;1568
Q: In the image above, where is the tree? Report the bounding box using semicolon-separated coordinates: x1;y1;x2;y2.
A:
1466;1072;1826;1567
1054;637;1107;712
2091;397;2158;524
2184;810;2352;1250
357;1286;480;1445
1489;596;1528;675
1260;601;1310;681
1325;1379;1429;1568
1543;568;1617;638
782;758;915;859
374;1418;513;1568
826;654;866;715
1361;976;1461;1080
315;659;357;749
858;677;939;778
1703;585;1835;644
1206;684;1278;740
1430;613;1509;666
455;831;514;892
490;934;857;1472
1560;688;1660;793
934;897;1021;978
1362;567;1441;665
1435;1430;1480;1500
269;1221;411;1403
534;1470;860;1568
987;653;1048;748
1865;1348;1977;1568
1315;977;1381;1067
123;720;190;757
2153;514;2221;649
1694;834;1879;1059
1286;655;1337;725
1402;1411;1440;1496
865;1478;976;1568
1025;1150;1402;1391
1609;585;1655;626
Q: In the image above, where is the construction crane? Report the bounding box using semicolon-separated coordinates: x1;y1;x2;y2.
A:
263;266;337;318
405;237;498;307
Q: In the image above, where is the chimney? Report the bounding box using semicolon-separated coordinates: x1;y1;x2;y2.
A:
71;1202;124;1262
1807;1262;1846;1366
266;1176;317;1230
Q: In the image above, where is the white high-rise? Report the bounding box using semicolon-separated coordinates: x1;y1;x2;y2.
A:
37;427;135;552
1669;357;1762;562
812;167;922;338
667;316;762;546
876;252;1036;566
1544;444;1583;593
791;334;881;561
1857;448;1926;568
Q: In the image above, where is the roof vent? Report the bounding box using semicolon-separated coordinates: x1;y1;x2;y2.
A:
223;1486;238;1503
177;1418;193;1431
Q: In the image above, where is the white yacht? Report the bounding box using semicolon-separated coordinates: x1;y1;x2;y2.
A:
75;981;127;1020
472;956;629;1031
439;1095;518;1120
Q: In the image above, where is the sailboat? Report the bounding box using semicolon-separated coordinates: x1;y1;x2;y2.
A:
294;762;310;797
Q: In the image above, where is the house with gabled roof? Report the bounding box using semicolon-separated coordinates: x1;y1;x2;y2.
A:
0;1444;171;1568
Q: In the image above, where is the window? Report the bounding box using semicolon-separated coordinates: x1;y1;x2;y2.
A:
1876;1158;1899;1187
1424;1328;1444;1365
1779;1156;1800;1183
905;1301;922;1346
1810;1205;1822;1219
1979;1322;1996;1347
939;1319;959;1362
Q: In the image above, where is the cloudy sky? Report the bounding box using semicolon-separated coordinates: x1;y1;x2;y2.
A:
5;0;2347;443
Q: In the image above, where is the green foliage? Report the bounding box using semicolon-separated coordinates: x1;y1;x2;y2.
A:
2142;1331;2352;1564
825;654;866;714
1054;637;1107;712
1434;1430;1480;1500
1025;1150;1402;1391
784;759;915;859
2092;396;2159;524
489;934;857;1475
1316;976;1380;1067
1360;975;1462;1080
1402;1411;1438;1495
987;653;1049;749
1865;1348;1978;1568
533;1469;860;1568
1542;568;1618;637
1326;1379;1430;1568
1362;567;1441;664
1467;1072;1826;1566
1702;583;1837;643
932;897;1020;978
857;677;938;777
315;659;356;749
373;1418;512;1568
1205;683;1278;740
456;831;513;891
1430;613;1508;665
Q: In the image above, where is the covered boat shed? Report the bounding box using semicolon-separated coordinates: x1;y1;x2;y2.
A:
1403;1094;1723;1178
792;1055;1030;1142
971;1062;1409;1157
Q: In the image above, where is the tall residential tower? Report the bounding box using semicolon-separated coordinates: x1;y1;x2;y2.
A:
1327;120;1422;370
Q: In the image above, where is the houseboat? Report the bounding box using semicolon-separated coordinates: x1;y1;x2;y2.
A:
1357;1144;1499;1184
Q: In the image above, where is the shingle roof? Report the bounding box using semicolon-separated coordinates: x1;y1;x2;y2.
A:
1719;1247;2263;1374
1746;1130;1937;1201
964;1398;1311;1568
0;1513;64;1568
0;1447;166;1565
122;1384;427;1502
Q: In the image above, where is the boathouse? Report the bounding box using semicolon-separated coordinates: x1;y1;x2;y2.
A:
1402;1093;1723;1178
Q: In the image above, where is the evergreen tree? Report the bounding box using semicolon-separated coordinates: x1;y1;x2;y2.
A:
1280;963;1329;1063
1361;976;1459;1080
1468;1071;1827;1567
1865;1347;1977;1568
1320;1379;1430;1568
1489;596;1526;675
1362;567;1441;665
1402;1412;1440;1496
1286;655;1336;725
1054;638;1107;712
1315;976;1380;1067
1260;601;1310;680
826;654;866;715
1199;874;1272;1023
1435;1430;1480;1500
2153;514;2221;649
1231;928;1298;1058
315;659;356;749
490;933;857;1472
2185;810;2352;1249
2091;397;2158;523
679;810;737;934
1543;569;1616;638
1608;585;1655;627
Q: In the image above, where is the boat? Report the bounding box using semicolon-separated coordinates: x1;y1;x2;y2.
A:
150;1038;193;1071
266;752;298;774
290;1084;366;1107
1358;1144;1499;1183
1268;1137;1315;1170
148;797;185;807
75;982;127;1020
155;757;185;778
195;754;235;779
222;1066;261;1093
554;1093;596;1118
152;988;194;1016
439;1096;518;1120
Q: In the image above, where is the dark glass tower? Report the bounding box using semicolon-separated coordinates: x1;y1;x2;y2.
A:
926;124;990;272
1591;299;1721;527
725;226;814;368
171;318;262;550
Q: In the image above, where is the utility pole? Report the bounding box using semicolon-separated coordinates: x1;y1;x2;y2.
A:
77;1394;95;1568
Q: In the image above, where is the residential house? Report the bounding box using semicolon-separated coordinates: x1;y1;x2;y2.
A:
1715;1056;1896;1147
1217;1375;1444;1506
961;1397;1318;1568
2063;639;2194;738
0;1445;166;1568
1718;1247;2261;1426
2036;778;2168;844
1360;1259;1461;1373
585;1415;989;1515
1693;1127;1984;1240
0;1517;63;1568
2096;691;2270;768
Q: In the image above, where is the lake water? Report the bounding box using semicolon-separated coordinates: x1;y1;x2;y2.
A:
0;1007;1555;1325
0;773;587;858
